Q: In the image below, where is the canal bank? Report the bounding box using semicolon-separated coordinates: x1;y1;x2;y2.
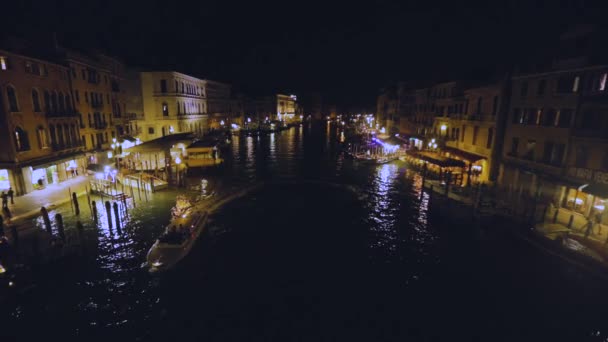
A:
2;122;608;341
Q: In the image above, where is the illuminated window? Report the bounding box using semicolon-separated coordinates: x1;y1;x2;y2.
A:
0;56;7;70
564;188;589;214
37;126;48;149
162;102;169;116
600;73;607;91
573;76;580;92
14;127;30;151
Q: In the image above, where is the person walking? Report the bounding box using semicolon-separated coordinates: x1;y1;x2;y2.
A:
1;192;7;209
2;206;11;224
7;187;14;205
584;216;594;239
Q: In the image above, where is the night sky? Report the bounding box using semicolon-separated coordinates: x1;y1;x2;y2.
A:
1;0;604;109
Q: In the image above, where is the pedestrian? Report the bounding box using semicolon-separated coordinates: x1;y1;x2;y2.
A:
595;210;603;235
0;192;7;209
7;187;14;205
584;216;594;239
2;206;11;224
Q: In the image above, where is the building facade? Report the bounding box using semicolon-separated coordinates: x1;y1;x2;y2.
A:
136;71;209;142
0;49;86;195
436;83;508;184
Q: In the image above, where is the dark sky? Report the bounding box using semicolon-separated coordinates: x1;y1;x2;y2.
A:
1;0;604;109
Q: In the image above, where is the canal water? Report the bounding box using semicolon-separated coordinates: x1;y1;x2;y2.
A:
3;122;608;341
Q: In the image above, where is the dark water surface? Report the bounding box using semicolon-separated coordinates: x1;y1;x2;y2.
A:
3;122;608;341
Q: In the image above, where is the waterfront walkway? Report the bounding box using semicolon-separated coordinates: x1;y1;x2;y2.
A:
422;176;608;275
2;175;90;223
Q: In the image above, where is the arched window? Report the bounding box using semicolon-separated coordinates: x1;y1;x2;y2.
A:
49;124;57;147
44;91;50;112
175;80;178;92
14;127;30;151
65;95;72;111
181;82;184;93
476;97;482;115
32;89;41;112
51;91;58;113
162;102;169;116
177;102;181;115
63;124;71;147
36;126;48;149
57;125;64;147
70;124;77;146
7;86;19;112
58;92;66;112
182;102;186;114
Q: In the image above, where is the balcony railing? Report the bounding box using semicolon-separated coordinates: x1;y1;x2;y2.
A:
91;101;104;109
51;140;84;151
45;108;79;118
125;112;145;120
90;122;108;130
572;127;608;139
153;91;205;98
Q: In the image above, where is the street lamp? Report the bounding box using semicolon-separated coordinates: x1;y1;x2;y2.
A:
111;140;122;171
175;156;182;187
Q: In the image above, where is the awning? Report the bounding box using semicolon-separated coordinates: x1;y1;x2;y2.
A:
442;146;486;163
406;151;466;168
578;183;608;198
25;151;85;169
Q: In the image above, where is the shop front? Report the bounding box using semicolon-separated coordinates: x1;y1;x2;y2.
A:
0;169;10;191
552;167;608;232
21;155;86;193
442;146;487;185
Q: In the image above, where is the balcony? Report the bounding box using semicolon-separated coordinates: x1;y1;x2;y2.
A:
91;100;104;109
51;140;84;151
90;122;108;130
153;91;205;99
572;127;608;140
125;112;144;120
45;108;79;118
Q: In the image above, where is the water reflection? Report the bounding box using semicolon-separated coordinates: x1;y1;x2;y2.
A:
367;163;400;256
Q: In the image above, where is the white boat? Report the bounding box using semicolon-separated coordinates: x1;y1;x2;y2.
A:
147;210;209;272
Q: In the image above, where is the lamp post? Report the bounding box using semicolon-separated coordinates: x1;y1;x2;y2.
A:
111;139;122;172
175;156;182;187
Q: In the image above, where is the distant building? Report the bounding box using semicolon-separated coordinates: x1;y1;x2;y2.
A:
0;49;86;195
206;80;232;130
245;94;300;124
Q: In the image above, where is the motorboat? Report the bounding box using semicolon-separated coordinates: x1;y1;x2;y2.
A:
147;198;209;272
